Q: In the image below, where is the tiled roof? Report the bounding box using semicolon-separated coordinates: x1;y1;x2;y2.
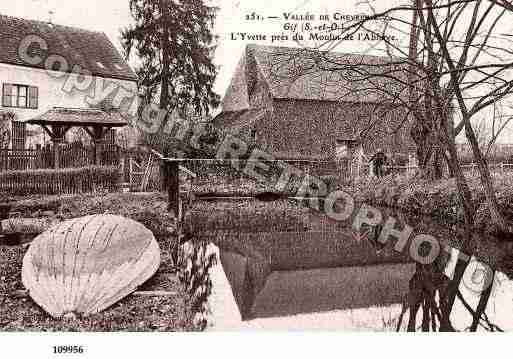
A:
212;108;266;130
0;14;137;81
25;107;128;127
222;44;412;108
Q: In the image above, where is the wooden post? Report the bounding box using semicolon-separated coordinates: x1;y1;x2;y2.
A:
117;149;125;191
47;125;71;170
347;146;354;179
53;139;62;169
86;126;106;166
93;140;103;166
119;150;125;175
355;145;364;179
408;153;417;177
165;160;180;219
129;156;133;188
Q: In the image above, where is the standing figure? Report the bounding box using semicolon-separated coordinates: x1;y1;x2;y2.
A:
369;149;388;178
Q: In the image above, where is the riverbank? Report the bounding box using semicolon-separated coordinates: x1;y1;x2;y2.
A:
344;173;513;234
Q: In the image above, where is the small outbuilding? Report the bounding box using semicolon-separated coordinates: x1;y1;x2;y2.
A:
25;107;127;168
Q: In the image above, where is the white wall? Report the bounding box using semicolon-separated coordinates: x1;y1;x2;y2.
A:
0;63;138;148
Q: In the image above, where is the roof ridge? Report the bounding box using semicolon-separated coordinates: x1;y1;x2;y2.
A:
230;43;411;104
246;43;407;61
0;13;103;34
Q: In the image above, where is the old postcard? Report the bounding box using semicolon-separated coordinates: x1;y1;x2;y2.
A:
1;0;513;356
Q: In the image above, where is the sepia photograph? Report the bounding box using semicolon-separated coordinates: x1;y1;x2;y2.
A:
1;0;513;355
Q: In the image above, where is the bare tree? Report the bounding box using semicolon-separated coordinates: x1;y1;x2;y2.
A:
289;0;513;230
274;0;513;331
473;101;513;159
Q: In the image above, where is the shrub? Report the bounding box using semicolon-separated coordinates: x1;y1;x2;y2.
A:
188;199;307;233
0;166;120;196
188;160;344;197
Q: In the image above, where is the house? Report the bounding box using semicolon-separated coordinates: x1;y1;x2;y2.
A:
214;44;416;165
0;14;138;150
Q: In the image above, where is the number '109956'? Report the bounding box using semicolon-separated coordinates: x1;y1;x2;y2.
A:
53;346;85;354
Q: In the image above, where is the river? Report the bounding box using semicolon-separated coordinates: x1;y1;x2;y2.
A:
195;198;513;331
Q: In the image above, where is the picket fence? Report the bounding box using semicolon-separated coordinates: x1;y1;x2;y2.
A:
0;143;120;172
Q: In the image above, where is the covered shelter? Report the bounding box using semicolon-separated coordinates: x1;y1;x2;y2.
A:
25;107;128;168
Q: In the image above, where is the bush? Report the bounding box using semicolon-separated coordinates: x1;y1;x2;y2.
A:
188;199;307;233
0;166;120;197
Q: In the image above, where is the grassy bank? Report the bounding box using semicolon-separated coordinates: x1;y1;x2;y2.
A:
189;199;307;233
344;173;513;234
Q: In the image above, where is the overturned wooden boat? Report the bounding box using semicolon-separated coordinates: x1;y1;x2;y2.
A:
22;214;160;318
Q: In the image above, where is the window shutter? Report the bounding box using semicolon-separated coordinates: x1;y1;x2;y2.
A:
2;84;13;107
28;86;38;109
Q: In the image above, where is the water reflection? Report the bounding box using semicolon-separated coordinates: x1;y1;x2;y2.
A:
191;199;513;331
447;248;511;331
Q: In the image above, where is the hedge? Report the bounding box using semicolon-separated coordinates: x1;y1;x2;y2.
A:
0;166;120;196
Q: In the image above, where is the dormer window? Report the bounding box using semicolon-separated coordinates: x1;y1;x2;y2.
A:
114;64;124;70
96;61;106;69
2;84;38;109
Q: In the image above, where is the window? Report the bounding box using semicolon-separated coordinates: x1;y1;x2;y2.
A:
2;84;38;109
250;128;258;141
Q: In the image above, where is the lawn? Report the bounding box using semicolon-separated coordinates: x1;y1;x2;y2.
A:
0;193;196;331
